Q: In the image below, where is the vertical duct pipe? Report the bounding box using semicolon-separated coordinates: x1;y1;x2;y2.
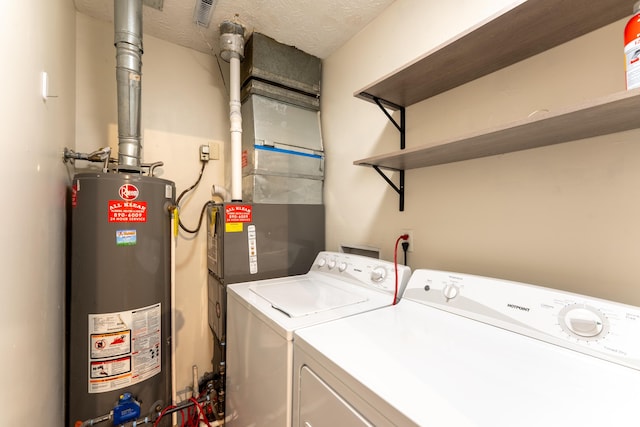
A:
219;21;245;201
114;0;144;171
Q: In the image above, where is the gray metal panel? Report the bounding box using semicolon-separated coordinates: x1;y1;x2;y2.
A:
208;203;324;284
241;32;321;96
208;204;225;279
243;144;324;180
242;94;323;152
68;172;175;426
241;79;320;111
242;174;323;204
208;273;226;342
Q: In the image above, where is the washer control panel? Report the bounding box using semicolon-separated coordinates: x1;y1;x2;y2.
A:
403;269;640;370
310;251;411;296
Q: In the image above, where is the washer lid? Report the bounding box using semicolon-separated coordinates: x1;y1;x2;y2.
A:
250;278;368;318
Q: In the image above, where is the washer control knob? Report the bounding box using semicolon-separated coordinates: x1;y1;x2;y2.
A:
338;262;348;272
317;258;326;268
327;259;337;270
563;307;604;338
371;267;387;282
443;284;459;300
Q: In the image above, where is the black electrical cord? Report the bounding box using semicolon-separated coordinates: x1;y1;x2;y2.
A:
393;234;409;305
176;160;210;234
176;161;206;206
402;241;409;266
179;200;215;234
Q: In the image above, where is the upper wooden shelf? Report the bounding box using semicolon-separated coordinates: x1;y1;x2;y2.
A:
354;89;640;170
355;0;631;108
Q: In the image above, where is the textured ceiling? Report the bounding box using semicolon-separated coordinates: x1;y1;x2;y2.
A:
74;0;396;59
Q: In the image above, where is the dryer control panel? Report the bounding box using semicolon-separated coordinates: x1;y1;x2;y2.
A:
403;269;640;371
310;251;411;297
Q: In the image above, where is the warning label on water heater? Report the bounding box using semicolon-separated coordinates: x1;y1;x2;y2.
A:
87;303;161;394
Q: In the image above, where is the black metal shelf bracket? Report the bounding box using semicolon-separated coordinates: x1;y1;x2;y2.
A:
370;95;406;211
372;165;404;211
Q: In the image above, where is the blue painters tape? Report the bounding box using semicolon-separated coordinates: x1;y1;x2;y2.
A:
255;145;322;159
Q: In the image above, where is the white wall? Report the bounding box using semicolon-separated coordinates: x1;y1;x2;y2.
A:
75;13;229;398
0;0;76;424
323;0;640;305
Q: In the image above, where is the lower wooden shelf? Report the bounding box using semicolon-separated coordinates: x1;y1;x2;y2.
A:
354;89;640;171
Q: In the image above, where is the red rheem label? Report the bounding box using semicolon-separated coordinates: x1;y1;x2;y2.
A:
119;184;139;201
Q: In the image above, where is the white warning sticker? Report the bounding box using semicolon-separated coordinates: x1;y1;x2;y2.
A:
87;303;161;394
247;224;258;274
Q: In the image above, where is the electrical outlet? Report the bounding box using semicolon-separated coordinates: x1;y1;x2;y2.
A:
401;229;414;252
200;144;210;161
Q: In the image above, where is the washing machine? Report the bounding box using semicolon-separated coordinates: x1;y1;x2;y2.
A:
225;251;411;427
293;269;640;426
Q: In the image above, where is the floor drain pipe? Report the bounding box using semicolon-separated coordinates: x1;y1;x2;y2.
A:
219;21;245;201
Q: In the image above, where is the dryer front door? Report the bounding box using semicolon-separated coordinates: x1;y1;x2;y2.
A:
298;366;372;427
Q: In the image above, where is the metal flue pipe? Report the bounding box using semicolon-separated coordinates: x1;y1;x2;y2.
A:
219;21;245;201
114;0;144;171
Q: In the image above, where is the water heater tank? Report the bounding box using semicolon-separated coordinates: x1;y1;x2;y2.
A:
67;172;175;425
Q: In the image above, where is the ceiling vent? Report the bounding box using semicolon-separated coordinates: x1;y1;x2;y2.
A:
194;0;216;27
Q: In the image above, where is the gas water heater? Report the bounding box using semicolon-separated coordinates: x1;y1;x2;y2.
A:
68;173;175;425
67;0;175;425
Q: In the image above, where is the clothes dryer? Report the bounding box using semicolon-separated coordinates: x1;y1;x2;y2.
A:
293;269;640;426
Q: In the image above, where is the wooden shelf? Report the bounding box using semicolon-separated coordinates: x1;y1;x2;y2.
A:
355;0;630;108
354;0;636;210
354;89;640;170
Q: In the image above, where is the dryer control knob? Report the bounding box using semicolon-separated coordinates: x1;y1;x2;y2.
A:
338;262;348;272
371;267;387;282
443;284;459;300
317;258;326;268
563;307;604;338
327;259;337;269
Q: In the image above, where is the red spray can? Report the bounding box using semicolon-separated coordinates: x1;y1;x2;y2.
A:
624;1;640;89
